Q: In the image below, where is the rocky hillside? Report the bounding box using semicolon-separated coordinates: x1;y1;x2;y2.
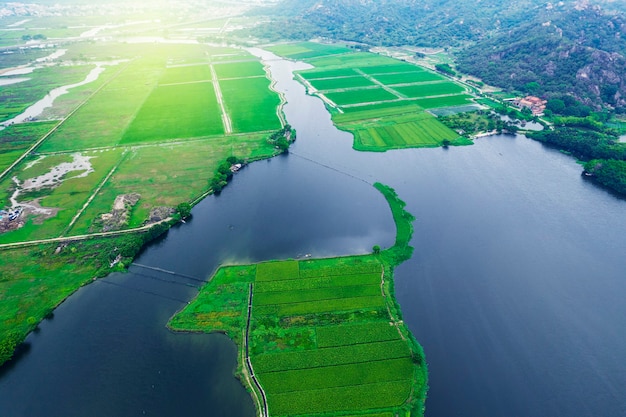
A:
456;5;626;109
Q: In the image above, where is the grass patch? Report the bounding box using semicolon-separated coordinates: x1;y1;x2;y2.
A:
0;121;57;172
412;94;474;109
169;183;427;417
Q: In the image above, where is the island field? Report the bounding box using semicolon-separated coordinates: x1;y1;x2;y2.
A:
169;183;427;417
266;42;474;151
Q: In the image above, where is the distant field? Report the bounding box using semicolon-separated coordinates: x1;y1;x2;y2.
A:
358;63;425;75
371;71;444;85
219;77;282;132
213;61;266;79
412;94;474;109
120;82;224;144
394;82;466;98
308;76;376;91
325;88;399;106
308;52;400;68
266;42;352;60
39;59;163;152
159;65;211;85
298;68;358;79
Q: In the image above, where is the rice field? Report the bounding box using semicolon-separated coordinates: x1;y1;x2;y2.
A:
307;75;376;91
265;42;352;60
219;77;282;132
324;88;399;106
120;82;224;144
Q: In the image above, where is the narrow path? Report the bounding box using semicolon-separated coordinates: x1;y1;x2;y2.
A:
210;64;233;134
245;283;269;417
0;217;172;250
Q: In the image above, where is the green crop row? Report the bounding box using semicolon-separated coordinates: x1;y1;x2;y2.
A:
254;272;380;293
255;260;299;281
253;284;380;306
316;322;401;348
254;295;384;317
267;379;412;416
394;82;465;99
258;357;413;394
371;71;444;85
252;339;411;372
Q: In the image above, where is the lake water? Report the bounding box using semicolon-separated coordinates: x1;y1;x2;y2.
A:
1;52;626;417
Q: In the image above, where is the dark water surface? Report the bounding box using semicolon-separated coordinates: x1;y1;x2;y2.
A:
1;50;626;417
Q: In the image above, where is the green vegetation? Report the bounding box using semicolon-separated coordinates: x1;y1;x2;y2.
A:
0;40;289;367
440;110;517;136
276;43;474;151
0;223;171;367
169;183;427;417
265;42;352;60
584;159;626;195
219;77;283;132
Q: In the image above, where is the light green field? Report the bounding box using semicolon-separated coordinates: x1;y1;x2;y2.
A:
213;61;266;79
120;82;224;144
219;77;282;133
308;52;400;68
298;68;358;79
308;76;376;91
358;63;425;75
158;65;212;85
169;183;427;417
394;82;466;98
38;60;163;152
371;71;445;85
413;94;474;109
325;88;399;106
266;42;352;60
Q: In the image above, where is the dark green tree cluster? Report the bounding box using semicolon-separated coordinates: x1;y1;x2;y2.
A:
435;63;457;77
584;159;626;195
267;124;294;153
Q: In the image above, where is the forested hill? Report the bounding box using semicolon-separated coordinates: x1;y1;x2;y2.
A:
248;0;626;109
248;0;549;46
457;5;626;109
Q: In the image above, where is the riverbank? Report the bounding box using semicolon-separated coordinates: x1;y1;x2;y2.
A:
168;183;427;417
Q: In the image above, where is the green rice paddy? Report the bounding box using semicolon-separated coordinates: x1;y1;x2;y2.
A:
169;183;427;417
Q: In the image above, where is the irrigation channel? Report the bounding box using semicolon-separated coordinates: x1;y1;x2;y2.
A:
1;50;626;417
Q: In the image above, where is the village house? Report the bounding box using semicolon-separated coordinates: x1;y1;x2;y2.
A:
513;95;547;116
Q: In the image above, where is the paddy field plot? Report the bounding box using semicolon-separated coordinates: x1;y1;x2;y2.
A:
120;82;224;144
324;88;399;106
213;61;266;79
219;77;282;133
265;41;352;60
371;71;445;85
158;65;212;85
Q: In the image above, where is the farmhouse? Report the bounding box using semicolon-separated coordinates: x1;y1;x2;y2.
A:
513;96;547;116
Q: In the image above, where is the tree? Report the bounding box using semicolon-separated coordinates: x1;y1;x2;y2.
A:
176;202;192;219
372;245;381;254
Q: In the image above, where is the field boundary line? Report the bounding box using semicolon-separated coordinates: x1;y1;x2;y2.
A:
210;64;233;134
60;151;129;237
245;283;269;417
355;68;405;99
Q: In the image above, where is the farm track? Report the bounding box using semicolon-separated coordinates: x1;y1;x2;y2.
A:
245;283;269;417
210;63;233;134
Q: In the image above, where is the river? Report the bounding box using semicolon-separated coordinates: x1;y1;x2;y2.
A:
1;51;626;417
